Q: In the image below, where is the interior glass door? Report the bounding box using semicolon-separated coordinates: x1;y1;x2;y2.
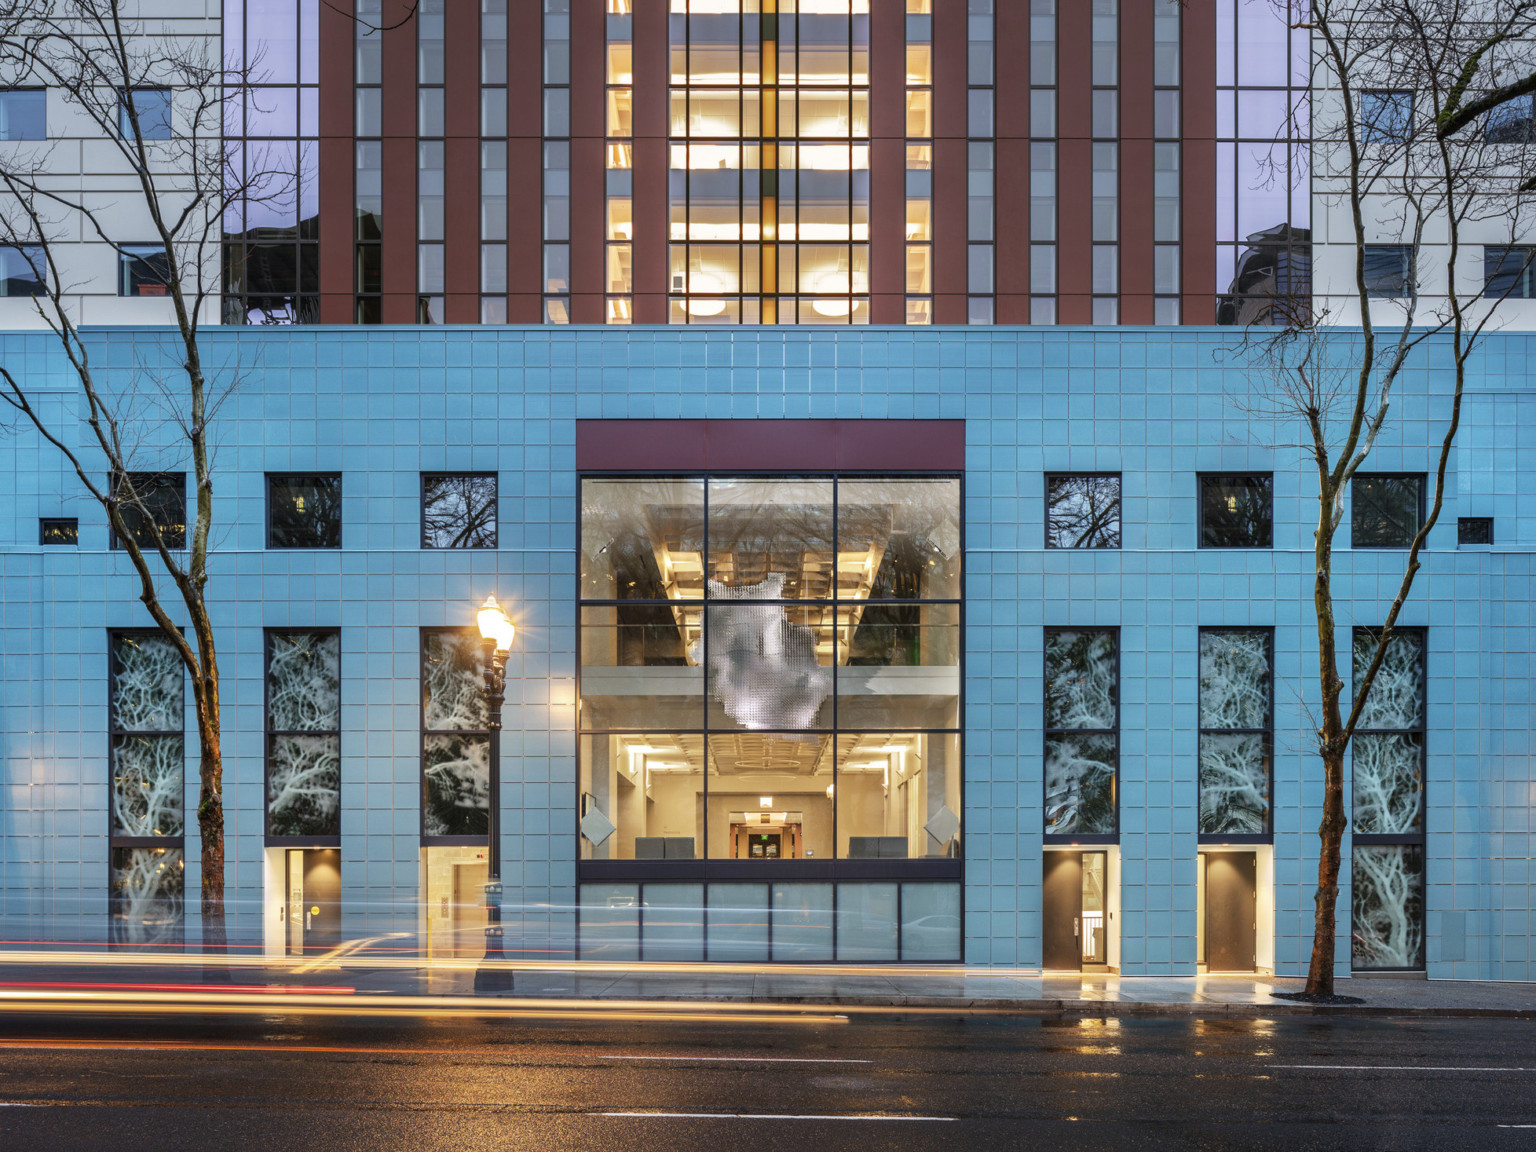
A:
1081;852;1106;965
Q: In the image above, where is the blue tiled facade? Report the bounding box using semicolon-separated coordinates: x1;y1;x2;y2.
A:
1;324;1531;977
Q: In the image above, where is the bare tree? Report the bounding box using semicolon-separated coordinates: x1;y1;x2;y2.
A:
0;0;288;949
1248;0;1536;996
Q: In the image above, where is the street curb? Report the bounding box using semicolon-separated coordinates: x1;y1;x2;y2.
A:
560;994;1536;1019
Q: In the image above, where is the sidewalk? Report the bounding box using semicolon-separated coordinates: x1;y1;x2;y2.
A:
2;950;1534;1018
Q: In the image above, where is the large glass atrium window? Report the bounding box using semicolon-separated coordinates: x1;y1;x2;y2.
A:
578;476;960;863
668;0;870;324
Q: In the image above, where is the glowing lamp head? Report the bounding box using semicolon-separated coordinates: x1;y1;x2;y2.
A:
476;595;516;653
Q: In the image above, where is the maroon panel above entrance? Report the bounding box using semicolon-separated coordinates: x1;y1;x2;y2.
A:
576;420;965;472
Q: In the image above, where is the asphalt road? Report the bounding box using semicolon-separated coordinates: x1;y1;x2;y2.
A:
0;1006;1533;1150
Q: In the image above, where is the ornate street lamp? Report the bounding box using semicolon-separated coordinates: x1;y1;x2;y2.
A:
474;594;516;994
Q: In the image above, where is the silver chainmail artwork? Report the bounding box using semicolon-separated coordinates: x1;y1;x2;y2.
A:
692;575;832;730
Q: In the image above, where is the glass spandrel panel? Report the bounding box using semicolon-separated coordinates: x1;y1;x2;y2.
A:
641;882;704;962
835;882;898;961
580;605;703;731
706;478;836;598
422;631;488;731
706;883;770;962
580;733;704;861
582;478;705;601
771;882;834;962
579;883;639;961
1352;844;1424;970
1353;629;1425;730
900;881;961;962
1044;630;1117;730
836;478;960;599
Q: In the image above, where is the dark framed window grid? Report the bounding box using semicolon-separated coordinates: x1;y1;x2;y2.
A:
0;87;46;141
107;630;186;947
118;244;171;298
1043;626;1119;843
265;629;342;846
1458;516;1493;545
421;473;498;549
577;473;963;884
266;473;341;548
421;627;492;844
577;879;962;964
39;517;77;545
1045;473;1121;549
118;86;172;141
1484;246;1535;300
109;471;186;550
1197;627;1273;841
1199;473;1273;548
1359;89;1413;143
0;243;46;297
1352;472;1425;548
1362;244;1414;298
1350;626;1427;972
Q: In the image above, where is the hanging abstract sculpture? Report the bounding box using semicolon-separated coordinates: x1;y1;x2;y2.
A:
693;575;832;730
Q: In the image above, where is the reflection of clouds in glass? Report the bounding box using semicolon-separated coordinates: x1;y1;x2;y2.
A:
695;576;831;730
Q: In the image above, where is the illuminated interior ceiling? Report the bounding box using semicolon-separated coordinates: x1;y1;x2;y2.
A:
614;732;916;780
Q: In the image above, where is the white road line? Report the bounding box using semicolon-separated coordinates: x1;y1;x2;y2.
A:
594;1112;954;1121
1498;1125;1536;1129
607;1055;871;1064
1269;1065;1535;1072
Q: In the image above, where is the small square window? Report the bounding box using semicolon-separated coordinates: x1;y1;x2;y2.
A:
0;88;46;140
1046;474;1121;549
39;517;77;545
1484;246;1535;299
118;88;172;141
422;474;498;549
1363;245;1413;298
1361;90;1413;142
0;244;45;297
119;245;171;297
1199;474;1273;548
1353;474;1424;548
1486;92;1535;144
1458;516;1493;545
267;474;341;548
110;472;185;550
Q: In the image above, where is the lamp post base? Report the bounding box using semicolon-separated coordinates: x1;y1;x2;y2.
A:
474;882;513;994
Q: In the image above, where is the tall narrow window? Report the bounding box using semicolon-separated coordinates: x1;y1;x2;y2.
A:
606;0;633;323
1351;628;1426;971
481;0;509;322
354;0;383;323
544;0;571;323
266;631;342;841
1152;0;1181;324
967;0;993;324
1198;629;1272;836
109;632;185;946
1044;629;1118;837
422;631;491;838
905;2;932;324
417;0;446;325
1029;0;1055;324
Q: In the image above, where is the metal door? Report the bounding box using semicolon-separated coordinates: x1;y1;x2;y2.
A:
301;849;342;954
1042;851;1083;970
1204;852;1257;972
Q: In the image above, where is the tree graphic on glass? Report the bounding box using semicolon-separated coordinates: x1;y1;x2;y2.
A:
1351;628;1426;969
109;633;185;944
422;631;490;836
1044;630;1118;835
1198;630;1271;834
266;632;341;837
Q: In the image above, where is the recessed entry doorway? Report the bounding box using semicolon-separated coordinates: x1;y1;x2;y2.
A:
1043;850;1114;971
283;848;341;956
1198;850;1265;973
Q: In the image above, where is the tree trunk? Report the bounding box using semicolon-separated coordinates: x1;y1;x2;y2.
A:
1306;746;1347;996
194;676;226;960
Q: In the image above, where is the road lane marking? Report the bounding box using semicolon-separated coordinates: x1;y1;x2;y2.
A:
607;1055;870;1064
1270;1065;1535;1072
594;1112;954;1121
